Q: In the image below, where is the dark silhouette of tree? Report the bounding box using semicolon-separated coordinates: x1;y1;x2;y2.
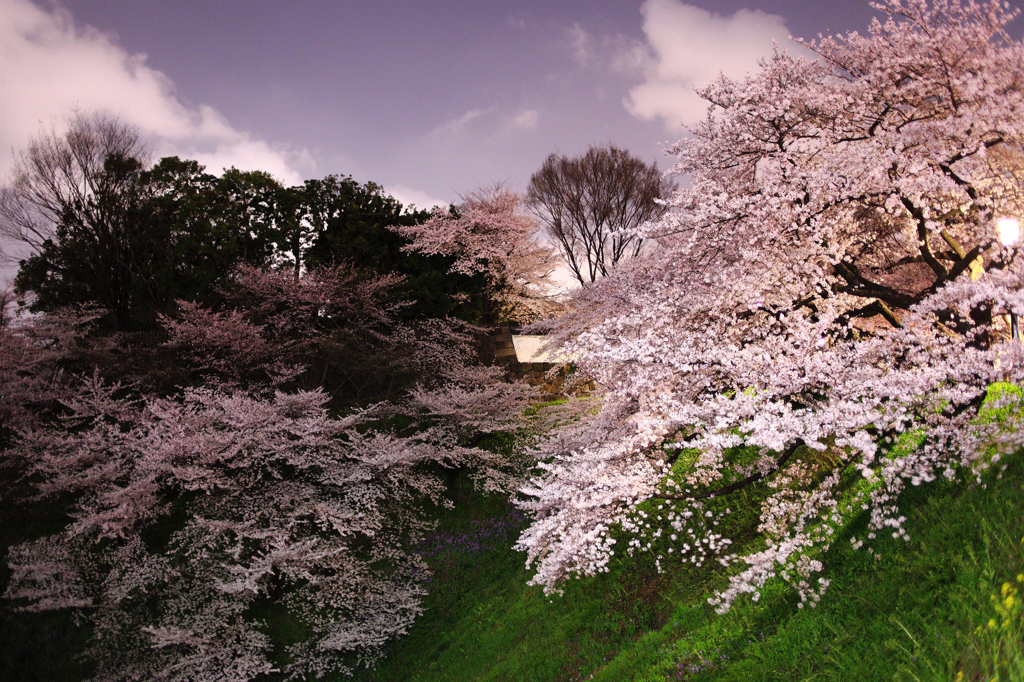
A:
5;113;152;331
9;144;284;331
526;144;673;285
137;158;280;313
303;175;484;320
1;111;148;263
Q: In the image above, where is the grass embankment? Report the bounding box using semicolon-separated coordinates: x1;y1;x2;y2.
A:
357;426;1024;681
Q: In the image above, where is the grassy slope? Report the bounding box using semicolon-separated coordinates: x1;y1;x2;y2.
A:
357;444;1024;682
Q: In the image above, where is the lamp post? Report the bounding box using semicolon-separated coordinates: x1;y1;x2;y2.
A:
997;218;1020;342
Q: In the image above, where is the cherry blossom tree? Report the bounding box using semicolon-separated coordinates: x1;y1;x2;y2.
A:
0;299;107;434
516;0;1024;612
5;380;533;680
2;265;540;679
390;184;560;324
160;264;414;399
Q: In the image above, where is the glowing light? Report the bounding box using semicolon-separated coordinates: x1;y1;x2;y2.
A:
997;217;1020;246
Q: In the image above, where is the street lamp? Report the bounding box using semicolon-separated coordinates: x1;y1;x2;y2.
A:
997;217;1020;341
998;217;1020;247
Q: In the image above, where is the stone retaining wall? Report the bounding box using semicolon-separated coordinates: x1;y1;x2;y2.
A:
475;323;593;396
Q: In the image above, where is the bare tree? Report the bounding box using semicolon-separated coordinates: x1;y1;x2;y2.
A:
526;144;672;286
0;111;149;264
0;112;154;330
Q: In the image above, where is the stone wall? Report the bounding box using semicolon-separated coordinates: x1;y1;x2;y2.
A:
475;323;592;396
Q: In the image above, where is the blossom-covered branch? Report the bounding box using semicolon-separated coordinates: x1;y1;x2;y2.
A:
516;0;1024;614
391;184;560;324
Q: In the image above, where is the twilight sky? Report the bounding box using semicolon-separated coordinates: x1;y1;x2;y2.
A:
3;0;1004;286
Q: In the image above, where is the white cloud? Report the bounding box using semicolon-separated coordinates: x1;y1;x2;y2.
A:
567;23;594;67
430;105;538;141
623;0;803;130
0;0;308;184
431;108;498;137
509;109;539;130
384;185;451;212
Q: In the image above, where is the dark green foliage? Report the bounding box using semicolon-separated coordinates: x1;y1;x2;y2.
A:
140;158;280;309
303;176;485;321
15;152;153;332
15;164;485;328
14;156;283;332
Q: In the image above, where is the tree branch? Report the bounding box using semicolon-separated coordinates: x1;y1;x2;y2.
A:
833;260;917;309
900;196;948;279
656;440;803;501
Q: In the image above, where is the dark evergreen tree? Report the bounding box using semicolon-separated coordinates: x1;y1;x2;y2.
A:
302;175;485;321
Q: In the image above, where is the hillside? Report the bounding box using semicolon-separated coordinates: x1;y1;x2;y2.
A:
356;418;1024;681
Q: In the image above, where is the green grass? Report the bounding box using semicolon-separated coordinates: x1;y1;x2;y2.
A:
342;454;1024;682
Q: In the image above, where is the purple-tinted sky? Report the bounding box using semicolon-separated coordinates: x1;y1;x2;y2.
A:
4;0;1015;285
